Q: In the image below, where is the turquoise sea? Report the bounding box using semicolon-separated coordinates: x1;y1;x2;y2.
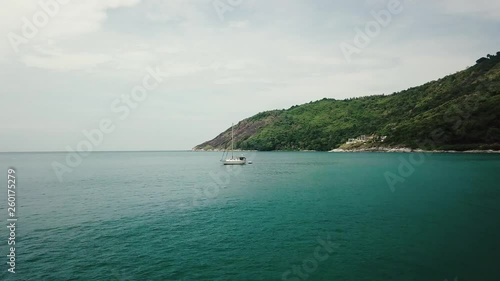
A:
0;151;499;281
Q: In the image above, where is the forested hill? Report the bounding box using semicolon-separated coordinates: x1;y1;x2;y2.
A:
194;52;500;151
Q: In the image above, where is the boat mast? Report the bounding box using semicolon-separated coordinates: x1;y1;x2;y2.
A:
231;123;234;159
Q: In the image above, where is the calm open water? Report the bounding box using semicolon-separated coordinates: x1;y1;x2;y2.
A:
0;151;499;281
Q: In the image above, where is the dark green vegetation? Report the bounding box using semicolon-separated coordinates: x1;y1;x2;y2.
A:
195;52;500;151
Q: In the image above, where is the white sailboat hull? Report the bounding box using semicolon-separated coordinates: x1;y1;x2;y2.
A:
222;158;247;165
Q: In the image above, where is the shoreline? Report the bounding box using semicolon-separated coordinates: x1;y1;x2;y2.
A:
328;147;500;153
192;148;500;154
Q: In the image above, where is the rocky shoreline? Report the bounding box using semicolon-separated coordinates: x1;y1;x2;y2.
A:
329;147;500;153
192;147;500;153
193;144;500;154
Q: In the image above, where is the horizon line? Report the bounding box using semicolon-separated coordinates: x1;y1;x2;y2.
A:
0;149;196;153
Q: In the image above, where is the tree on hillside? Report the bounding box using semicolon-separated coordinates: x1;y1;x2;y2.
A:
476;57;488;64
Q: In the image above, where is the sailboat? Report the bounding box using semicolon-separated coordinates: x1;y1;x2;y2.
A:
221;123;247;165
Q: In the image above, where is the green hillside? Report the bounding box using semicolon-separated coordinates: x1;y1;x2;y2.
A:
194;52;500;151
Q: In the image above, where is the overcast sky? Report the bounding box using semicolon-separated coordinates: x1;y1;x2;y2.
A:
0;0;499;152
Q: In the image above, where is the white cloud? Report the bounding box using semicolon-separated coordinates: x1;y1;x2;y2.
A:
22;52;111;71
224;58;261;70
0;0;141;60
228;20;249;28
144;0;209;23
287;55;344;66
214;77;245;84
0;0;499;151
434;0;500;21
41;0;141;38
159;62;212;78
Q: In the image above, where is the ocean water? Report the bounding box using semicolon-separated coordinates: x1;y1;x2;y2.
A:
0;151;499;281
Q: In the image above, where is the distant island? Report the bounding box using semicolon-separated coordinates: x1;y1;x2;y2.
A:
194;52;500;152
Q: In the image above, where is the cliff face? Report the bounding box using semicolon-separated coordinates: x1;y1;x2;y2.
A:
193;111;281;150
194;52;500;151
